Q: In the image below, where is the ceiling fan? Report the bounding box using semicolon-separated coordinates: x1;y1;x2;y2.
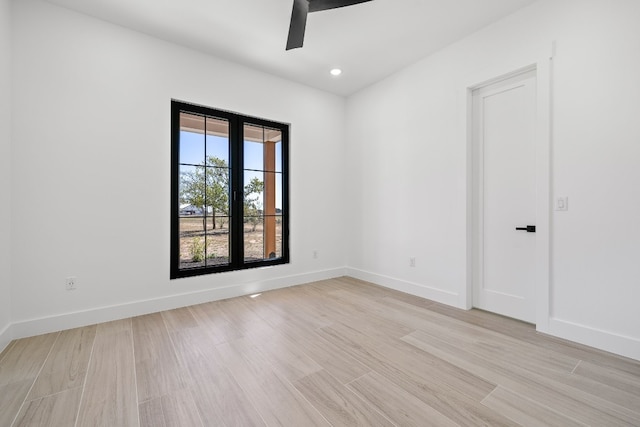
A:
286;0;373;50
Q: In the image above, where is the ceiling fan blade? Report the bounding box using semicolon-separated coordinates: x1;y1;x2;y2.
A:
286;0;309;50
308;0;372;13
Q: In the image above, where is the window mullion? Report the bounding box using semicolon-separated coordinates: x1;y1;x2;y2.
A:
230;116;244;268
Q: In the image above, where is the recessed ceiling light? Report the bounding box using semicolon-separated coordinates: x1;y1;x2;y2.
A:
330;68;342;76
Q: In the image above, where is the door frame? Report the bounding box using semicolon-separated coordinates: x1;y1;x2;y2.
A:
464;50;552;333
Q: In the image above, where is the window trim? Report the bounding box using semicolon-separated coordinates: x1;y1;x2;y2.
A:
170;100;290;279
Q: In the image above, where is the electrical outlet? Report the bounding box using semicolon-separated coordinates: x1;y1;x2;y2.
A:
65;277;77;291
409;257;416;267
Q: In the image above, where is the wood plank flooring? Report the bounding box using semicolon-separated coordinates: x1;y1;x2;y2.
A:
1;277;639;426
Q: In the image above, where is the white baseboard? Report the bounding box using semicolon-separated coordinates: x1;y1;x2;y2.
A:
345;267;460;308
11;267;347;340
547;317;640;361
8;267;640;363
0;322;12;355
345;269;640;362
0;323;13;353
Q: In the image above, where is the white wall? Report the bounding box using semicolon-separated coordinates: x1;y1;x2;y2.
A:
10;0;347;335
346;0;640;360
0;0;12;352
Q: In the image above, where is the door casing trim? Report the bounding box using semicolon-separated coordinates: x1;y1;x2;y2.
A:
463;48;552;333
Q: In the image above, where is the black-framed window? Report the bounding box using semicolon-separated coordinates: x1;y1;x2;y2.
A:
171;100;289;279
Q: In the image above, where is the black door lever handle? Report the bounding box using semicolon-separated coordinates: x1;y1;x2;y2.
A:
515;225;536;232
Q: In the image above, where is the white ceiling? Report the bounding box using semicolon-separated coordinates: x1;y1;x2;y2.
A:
44;0;537;96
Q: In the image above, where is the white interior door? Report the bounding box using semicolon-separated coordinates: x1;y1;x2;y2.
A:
472;69;537;324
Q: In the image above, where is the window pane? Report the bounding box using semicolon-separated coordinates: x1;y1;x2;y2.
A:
205;166;230;216
244;142;263;171
206;216;230;266
274;140;282;173
263;172;283;214
244;170;264;217
179;165;205;213
205;116;229;164
244;123;263;171
244;215;282;262
265;129;282;173
180;113;204;166
244;216;264;262
179;216;205;269
244;125;282;172
274;214;283;258
180;131;206;166
263;214;282;260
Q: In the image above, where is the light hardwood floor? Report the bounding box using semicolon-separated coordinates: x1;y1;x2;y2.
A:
1;277;639;426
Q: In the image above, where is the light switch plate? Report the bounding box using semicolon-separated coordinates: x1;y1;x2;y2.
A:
556;196;568;211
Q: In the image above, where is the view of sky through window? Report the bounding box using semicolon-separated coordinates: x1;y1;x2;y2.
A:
180;131;283;211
